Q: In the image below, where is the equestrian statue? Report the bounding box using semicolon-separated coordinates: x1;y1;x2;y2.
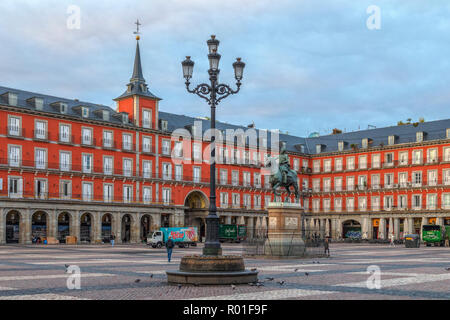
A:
264;143;300;201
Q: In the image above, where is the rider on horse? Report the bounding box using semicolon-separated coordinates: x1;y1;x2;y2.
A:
278;144;291;185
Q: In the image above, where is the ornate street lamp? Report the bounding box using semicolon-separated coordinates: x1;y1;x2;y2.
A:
181;35;245;256
167;36;256;285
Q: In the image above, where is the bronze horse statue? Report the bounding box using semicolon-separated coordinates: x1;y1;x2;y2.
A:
265;156;300;201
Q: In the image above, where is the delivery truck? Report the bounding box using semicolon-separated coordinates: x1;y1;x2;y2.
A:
147;227;198;248
219;224;247;243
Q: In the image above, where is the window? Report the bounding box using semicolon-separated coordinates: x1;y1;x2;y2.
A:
323;178;331;192
443;193;450;209
142;109;152;128
35;179;47;199
359;155;367;169
323;159;331;172
313;179;320;192
162;163;172;180
323;199;331;211
312;199;320;212
193;143;201;161
335;158;343;171
427;194;437;209
143;186;152;204
334;177;342;191
254;172;261;188
346;157;355;170
243;172;251;187
122;133;132;150
254;195;261;209
35;148;46;169
316;144;322;154
8;177;22;198
358;197;367;211
372;154;380;168
334;198;342;212
384;173;394;188
399;172;408;187
232;193;240;208
444;169;450;185
338;141;344;151
60;103;68;114
384;196;393;210
428;170;437;186
346;198;354;212
399;151;408;165
346;176;354;191
362;138;368;149
161;120;168;131
82;128;93;145
102;110;109;121
174;141;183;158
385;153;394;166
416;132;424;142
412;194;421;209
103;156;113;175
313;160;320;173
7;93;18;106
174;165;183;182
143;160;152;179
444;147;450;162
412;150;422;164
371;196;380;210
103;184;113;202
123;158;132;177
162;140;171;155
162;188;171;204
244;194;252;209
388;135;395;145
398;195;407;209
427;148;438;163
358;175;367;190
8;145;21;167
264;195;272;208
60;180;71;200
103;131;113;148
232;170;239;186
220;192;229;208
371;174;380;189
142;136;152;153
35;120;47;139
82;182;93;201
60;151;71;171
122;113;129;124
8;116;21;136
123;185;133;203
82;154;92;173
82;107;89;118
60;124;71;142
293;158;299;171
193;167;201;183
220;169;228;185
412;171;422;187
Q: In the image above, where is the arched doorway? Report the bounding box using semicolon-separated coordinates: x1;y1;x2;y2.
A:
122;214;132;243
102;214;113;243
32;211;48;243
342;220;362;239
80;213;92;243
6;211;20;243
140;215;152;242
184;191;208;209
57;212;71;243
184;191;208;238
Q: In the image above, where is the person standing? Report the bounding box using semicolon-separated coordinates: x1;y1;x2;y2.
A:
390;233;395;247
166;235;174;262
110;233;115;247
324;237;330;257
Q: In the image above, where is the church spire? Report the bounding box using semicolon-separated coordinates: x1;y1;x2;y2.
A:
130;40;145;83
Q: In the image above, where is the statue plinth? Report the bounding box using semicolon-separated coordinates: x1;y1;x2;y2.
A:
264;202;306;257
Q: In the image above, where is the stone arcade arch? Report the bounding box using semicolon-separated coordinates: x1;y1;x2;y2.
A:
6;210;21;243
101;214;113;243
57;212;71;243
342;219;362;239
184;190;208;240
140;214;152;242
80;212;93;243
122;214;133;243
32;211;48;242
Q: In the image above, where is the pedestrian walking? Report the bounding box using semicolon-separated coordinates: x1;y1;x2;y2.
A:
110;233;115;247
389;233;395;247
166;235;174;262
324;236;330;257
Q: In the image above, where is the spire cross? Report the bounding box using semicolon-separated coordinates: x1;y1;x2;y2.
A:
134;19;141;35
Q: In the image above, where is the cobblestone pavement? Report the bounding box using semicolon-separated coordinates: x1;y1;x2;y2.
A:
0;243;449;300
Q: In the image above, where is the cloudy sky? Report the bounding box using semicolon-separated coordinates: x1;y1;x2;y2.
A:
1;0;449;137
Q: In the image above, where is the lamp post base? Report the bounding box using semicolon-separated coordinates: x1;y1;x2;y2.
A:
166;255;258;285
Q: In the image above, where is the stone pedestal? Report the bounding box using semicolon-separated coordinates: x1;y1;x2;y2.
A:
264;202;305;257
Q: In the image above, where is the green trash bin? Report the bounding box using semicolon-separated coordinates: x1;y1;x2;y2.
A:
404;234;420;248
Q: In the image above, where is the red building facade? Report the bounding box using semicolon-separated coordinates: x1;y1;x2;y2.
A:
0;38;449;244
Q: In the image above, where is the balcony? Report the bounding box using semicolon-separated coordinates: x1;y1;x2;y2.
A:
7;126;24;138
102;139;116;149
58;133;74;144
81;137;96;148
33;129;48;141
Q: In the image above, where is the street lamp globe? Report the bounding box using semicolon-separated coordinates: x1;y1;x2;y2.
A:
181;56;194;80
233;57;245;81
206;35;220;54
208;49;221;71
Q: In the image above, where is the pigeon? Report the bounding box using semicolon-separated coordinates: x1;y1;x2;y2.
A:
317;261;320;264
256;282;264;287
278;280;285;285
135;279;141;283
294;268;299;272
178;284;182;289
251;268;257;272
149;274;153;278
305;272;309;276
265;277;274;281
231;284;236;290
445;267;450;271
65;264;70;268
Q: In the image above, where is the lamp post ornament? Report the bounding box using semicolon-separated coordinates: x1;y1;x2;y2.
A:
182;35;245;256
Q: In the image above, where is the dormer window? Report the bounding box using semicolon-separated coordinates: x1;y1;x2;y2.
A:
4;92;18;106
338;141;344;152
122;113;129;124
446;128;450;139
82;107;89;118
60;103;68;114
416;131;424;142
362;138;368;149
35;98;44;110
388;135;395;145
316;144;322;154
161;120;168;131
102;110;110;121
